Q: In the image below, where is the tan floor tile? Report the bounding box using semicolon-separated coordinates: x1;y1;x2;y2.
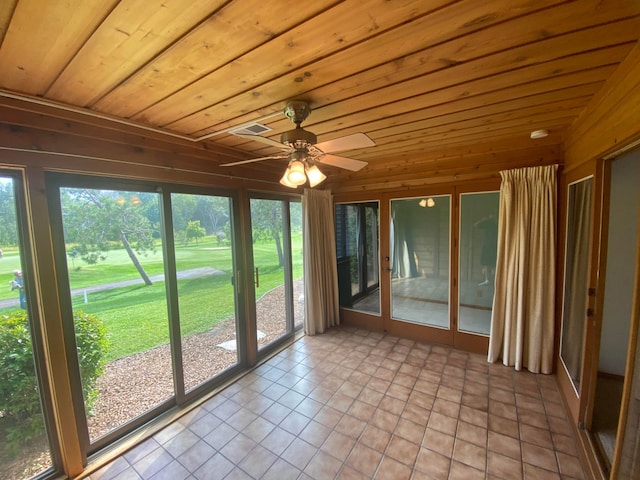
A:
523;462;561;480
321;430;357;461
386;434;420;466
556;452;585;479
428;411;458;435
453;439;486;471
335;413;367;439
457;420;487;447
488;430;522;460
520;423;553;449
459;405;488;428
304;450;343;479
551;432;578;456
370;408;400;432
360;424;392;452
432;397;461;419
336;464;371;479
449;460;486;480
280;437;317;471
345;442;383;477
375;456;412;480
422;428;455;457
489;400;518;421
522;442;558;472
379;394;406;415
299;419;332;448
415;447;451;479
489;414;520;439
394;418;426;444
488;451;524;480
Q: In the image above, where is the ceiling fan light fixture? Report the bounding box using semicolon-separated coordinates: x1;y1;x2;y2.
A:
286;160;307;186
306;164;326;187
279;168;298;188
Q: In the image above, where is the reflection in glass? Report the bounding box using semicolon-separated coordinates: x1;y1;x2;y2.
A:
60;187;173;443
0;176;53;479
171;193;238;392
458;192;500;335
560;177;593;391
390;196;450;328
335;202;380;314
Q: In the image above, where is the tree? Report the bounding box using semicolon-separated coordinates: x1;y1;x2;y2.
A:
195;196;229;236
61;188;157;285
250;199;285;267
0;178;18;246
185;220;206;245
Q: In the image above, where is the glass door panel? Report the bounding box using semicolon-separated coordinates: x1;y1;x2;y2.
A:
250;198;289;349
390;196;450;328
290;202;304;330
0;175;54;480
335;202;380;315
560;177;594;392
171;193;238;393
59;187;173;444
458;192;499;335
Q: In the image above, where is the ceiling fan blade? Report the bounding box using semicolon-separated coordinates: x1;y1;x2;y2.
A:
318;154;368;171
235;133;286;150
314;132;375;153
220;154;287;167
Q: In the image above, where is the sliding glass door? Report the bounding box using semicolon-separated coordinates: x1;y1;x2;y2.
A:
0;172;55;480
249;195;302;353
48;176;245;453
170;193;239;394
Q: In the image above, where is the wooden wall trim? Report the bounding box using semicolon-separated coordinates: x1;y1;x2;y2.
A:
564;40;640;169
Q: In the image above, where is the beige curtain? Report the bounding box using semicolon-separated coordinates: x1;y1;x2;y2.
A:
488;165;557;373
302;188;340;335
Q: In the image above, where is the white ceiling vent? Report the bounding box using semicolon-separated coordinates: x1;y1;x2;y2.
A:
229;123;272;136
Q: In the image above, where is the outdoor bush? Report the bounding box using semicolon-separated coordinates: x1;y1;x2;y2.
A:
0;309;108;456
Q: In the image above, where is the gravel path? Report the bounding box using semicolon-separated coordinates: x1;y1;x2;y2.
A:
87;280;304;441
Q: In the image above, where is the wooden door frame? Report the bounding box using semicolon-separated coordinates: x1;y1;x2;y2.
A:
556;159;601;425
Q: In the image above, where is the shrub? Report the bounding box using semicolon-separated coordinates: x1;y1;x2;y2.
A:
0;309;108;455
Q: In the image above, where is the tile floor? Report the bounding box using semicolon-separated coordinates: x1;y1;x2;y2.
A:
89;327;585;480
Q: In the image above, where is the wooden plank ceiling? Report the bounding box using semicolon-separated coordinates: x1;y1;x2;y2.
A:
0;0;639;190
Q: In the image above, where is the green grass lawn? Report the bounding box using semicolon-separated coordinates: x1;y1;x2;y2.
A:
1;234;303;361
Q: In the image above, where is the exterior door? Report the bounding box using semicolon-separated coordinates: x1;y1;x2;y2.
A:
557;160;600;425
248;195;303;356
380;182;498;352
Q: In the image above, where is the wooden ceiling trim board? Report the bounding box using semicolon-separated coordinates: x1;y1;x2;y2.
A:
354;95;592;145
271;32;633;138
0;0;18;44
46;0;229;106
288;61;617;148
0;149;279;192
169;0;567;135
0;123;260;177
186;0;638;137
565;39;640;150
213;62;613;157
225;84;599;157
355;143;562;174
274;45;628;139
130;0;454;126
0;0;118;94
92;0;342;117
0;104;248;163
366;117;577;157
370;103;585;146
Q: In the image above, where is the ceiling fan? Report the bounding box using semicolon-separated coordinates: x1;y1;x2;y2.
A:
221;101;375;187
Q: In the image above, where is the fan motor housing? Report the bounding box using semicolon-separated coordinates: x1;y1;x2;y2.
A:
281;127;317;147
